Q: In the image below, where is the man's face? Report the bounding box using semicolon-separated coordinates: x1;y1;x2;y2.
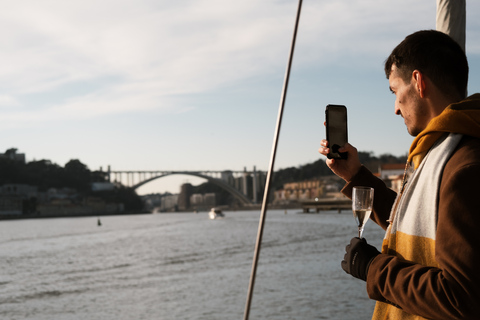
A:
388;64;428;136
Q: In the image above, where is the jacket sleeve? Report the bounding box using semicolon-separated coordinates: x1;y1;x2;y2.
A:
341;165;398;230
366;140;480;319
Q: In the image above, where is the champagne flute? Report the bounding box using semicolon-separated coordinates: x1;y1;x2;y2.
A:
352;186;374;238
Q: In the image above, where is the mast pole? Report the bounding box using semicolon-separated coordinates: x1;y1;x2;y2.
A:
243;1;303;319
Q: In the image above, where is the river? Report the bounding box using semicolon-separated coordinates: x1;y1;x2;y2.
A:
0;209;385;320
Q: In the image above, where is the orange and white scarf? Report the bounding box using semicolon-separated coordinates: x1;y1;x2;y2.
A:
408;93;480;169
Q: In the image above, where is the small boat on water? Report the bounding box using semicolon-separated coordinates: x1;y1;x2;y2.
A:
208;208;224;220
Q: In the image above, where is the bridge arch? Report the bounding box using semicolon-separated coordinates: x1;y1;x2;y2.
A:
131;172;253;206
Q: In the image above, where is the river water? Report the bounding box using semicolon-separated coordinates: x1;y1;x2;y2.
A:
0;209;385;320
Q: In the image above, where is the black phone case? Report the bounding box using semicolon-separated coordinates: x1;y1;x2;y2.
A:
325;104;348;160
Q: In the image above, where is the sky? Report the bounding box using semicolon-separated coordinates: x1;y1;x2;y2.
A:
1;0;479;195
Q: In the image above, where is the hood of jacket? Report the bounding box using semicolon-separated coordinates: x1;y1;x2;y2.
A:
408;93;480;169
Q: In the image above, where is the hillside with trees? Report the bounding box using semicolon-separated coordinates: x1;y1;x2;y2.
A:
1;147;407;213
0;148;143;213
270;151;407;191
191;151;408;204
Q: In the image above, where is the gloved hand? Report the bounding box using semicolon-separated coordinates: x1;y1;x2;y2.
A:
341;237;380;281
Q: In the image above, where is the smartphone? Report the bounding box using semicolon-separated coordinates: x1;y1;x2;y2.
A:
325;104;348;159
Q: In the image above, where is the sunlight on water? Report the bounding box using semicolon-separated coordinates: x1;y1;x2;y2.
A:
0;210;384;320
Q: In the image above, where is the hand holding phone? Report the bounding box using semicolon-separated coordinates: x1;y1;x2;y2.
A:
325;104;348;160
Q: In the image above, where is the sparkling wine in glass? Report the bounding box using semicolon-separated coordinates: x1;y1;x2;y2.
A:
352;186;374;238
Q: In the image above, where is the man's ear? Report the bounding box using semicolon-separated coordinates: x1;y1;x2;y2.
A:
412;70;426;98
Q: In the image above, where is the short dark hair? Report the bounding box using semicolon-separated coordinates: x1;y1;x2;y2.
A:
385;30;468;100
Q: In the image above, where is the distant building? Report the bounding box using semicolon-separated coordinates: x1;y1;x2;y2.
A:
220;171;234;184
0;184;37;197
36;196;124;217
0;148;25;163
46;187;77;200
272;164;407;205
379;163;405;179
379;164;405;193
160;194;179;212
0;197;23;215
219;168;266;205
190;193;216;210
0;184;38;215
141;193;179;213
142;193;163;212
91;182;115;192
273;177;345;204
178;183;193;211
190;194;203;206
389;175;404;193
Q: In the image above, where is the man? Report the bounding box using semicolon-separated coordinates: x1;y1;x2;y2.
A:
319;30;480;319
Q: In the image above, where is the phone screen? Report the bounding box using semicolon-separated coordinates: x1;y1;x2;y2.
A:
325;105;348;159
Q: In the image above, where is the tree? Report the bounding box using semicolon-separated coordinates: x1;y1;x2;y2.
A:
5;148;18;157
64;159;91;192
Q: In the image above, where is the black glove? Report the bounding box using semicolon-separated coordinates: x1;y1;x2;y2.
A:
341;237;380;281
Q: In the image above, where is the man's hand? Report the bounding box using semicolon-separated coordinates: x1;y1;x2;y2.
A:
318;140;362;182
341;237;380;281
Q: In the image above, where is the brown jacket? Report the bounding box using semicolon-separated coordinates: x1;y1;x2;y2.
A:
342;135;480;319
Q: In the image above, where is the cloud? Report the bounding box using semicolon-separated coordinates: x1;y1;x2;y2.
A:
0;0;297;124
0;0;473;129
0;95;20;108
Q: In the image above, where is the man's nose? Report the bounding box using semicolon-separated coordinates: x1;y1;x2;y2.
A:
394;104;401;116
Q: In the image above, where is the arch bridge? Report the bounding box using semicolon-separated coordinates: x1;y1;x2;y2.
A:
107;168;265;206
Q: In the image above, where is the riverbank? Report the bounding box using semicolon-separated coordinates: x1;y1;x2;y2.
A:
0;210;149;220
0;200;327;220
